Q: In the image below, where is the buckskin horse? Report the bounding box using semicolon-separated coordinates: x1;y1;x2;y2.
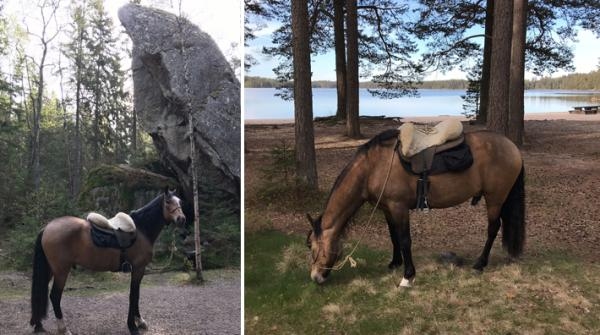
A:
307;129;525;286
30;189;186;334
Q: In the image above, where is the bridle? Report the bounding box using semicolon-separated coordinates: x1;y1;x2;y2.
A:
309;234;342;269
168;204;182;214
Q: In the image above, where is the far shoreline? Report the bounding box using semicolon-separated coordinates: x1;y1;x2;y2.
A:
244;112;600;125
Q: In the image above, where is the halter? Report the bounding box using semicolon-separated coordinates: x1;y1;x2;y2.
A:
311;138;400;272
168;205;182;214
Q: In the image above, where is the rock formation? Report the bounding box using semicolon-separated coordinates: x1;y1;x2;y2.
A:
118;4;240;204
79;164;178;215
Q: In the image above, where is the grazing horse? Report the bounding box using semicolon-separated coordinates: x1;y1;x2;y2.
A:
307;129;525;286
30;189;186;334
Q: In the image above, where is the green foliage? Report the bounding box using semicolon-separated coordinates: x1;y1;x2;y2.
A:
461;59;482;119
2;188;76;270
245;76;469;89
202;202;240;268
256;140;298;201
527;70;600;90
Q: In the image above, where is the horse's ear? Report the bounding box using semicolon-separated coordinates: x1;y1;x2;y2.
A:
306;213;318;231
163;186;170;196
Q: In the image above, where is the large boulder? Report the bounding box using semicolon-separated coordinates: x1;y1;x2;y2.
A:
79;164;178;215
118;4;240;204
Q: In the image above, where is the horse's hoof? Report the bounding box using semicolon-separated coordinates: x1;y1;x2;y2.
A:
471;266;484;275
399;277;414;288
33;325;46;333
136;317;148;330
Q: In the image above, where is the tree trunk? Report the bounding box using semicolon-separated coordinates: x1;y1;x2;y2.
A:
478;0;494;125
93;65;101;163
508;0;527;146
486;0;513;135
333;0;347;120
30;41;48;191
132;107;138;154
291;0;318;189
345;0;360;138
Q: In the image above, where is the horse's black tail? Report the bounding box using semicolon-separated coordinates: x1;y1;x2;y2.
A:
500;164;526;258
30;230;51;327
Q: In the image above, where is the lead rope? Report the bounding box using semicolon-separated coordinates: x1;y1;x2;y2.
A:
325;138;400;271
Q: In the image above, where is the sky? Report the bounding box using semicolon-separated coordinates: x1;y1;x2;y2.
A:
2;0;242;96
246;17;600;81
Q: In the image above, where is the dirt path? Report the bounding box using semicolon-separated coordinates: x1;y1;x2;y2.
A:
0;271;240;335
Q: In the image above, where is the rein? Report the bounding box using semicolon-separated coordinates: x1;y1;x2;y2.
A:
316;138;400;271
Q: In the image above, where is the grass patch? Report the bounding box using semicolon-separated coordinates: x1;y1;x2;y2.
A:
245;230;600;334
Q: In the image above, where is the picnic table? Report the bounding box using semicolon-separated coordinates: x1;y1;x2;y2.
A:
569;105;599;114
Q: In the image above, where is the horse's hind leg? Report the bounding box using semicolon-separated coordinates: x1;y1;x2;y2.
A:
49;270;72;335
473;204;502;271
385;212;403;269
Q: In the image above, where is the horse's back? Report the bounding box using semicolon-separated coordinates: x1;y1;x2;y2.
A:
42;216;121;271
42;216;89;244
465;131;522;168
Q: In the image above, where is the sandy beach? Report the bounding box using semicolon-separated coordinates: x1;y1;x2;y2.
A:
244;112;600;125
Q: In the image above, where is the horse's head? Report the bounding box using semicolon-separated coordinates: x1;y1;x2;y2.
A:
306;214;341;284
162;187;186;225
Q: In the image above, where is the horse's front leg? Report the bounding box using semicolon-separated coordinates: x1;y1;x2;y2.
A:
387;204;415;287
384;213;403;269
127;267;147;334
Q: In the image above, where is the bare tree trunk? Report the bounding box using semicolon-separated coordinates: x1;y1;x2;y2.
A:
27;0;61;191
132;107;137;154
478;0;494;125
345;0;360;138
508;0;527;146
30;44;46;191
177;1;203;281
73;66;82;197
93;64;101;163
57;54;74;197
486;0;513;136
292;0;318;188
333;0;347;120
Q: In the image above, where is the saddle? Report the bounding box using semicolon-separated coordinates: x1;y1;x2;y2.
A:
397;120;474;211
88;212;137;272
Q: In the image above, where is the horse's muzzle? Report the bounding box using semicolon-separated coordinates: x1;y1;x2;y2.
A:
311;269;329;284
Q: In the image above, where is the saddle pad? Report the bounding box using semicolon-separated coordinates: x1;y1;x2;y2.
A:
400;140;473;175
87;212;136;232
399;120;463;158
90;224;136;250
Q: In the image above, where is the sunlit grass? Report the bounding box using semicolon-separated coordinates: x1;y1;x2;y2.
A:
245;230;600;334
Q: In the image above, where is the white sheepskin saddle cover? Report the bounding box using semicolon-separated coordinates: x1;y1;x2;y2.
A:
398;119;463;158
87;212;136;232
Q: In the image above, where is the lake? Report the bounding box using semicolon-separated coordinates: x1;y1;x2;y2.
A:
244;88;600;119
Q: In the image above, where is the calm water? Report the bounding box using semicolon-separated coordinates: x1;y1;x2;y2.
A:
244;88;600;119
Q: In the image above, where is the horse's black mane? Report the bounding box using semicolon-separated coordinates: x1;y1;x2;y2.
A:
129;194;165;243
356;128;399;155
328;128;399;199
315;129;399;236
